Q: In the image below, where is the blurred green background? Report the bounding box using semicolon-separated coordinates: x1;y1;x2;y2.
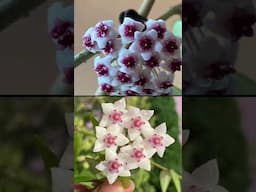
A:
0;98;72;192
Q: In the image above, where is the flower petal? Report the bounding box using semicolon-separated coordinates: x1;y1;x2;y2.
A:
95;161;106;171
102;103;114;114
96;126;107;138
114;98;126;109
164;135;175;147
119;169;131;177
93;140;105;152
156;147;166;158
107;173;119;184
105;149;117;160
128;129;140;140
117;134;129;146
155;123;167;134
141;110;154;120
139;159;151;171
192;159;219;187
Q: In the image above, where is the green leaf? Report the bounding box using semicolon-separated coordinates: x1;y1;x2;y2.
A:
89;113;99;127
74;131;83;158
33;135;59;174
75;170;95;182
160;170;172;192
170;170;181;192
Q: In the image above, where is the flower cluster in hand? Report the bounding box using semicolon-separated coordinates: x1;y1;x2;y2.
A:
93;98;175;184
48;2;74;85
83;17;182;95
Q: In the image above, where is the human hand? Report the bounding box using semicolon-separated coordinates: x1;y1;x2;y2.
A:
93;180;134;192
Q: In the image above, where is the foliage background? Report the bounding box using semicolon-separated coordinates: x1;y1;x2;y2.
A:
74;96;182;192
183;97;250;191
0;98;72;192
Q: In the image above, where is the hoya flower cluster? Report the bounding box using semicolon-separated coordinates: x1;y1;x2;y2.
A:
83;17;182;95
93;98;175;184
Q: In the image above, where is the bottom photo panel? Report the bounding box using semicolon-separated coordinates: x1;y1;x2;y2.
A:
74;97;182;192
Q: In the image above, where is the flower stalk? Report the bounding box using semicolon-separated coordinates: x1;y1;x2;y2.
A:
138;0;155;18
151;160;169;171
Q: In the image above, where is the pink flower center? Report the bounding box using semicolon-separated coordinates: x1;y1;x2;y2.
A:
135;75;148;86
95;64;109;76
144;55;160;68
101;83;114;93
96;23;109;37
131;117;145;130
150;134;164;148
103;40;115;55
139;37;154;51
104;133;117;147
122;56;136;68
124;24;137;38
153;24;166;39
170;59;182;72
164;39;179;54
131;148;146;162
109;110;123;124
108;159;122;173
117;71;132;83
83;35;94;49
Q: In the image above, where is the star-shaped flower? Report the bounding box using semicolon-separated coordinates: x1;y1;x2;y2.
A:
124;106;154;140
93;125;129;152
120;137;155;171
119;17;145;44
146;19;167;39
143;123;175;157
100;98;127;127
95;149;131;184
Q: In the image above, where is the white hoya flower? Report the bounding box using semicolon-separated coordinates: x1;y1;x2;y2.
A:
82;27;98;53
124;106;154;140
93;125;129;152
91;20;118;49
146;19;167;39
95;149;131;184
130;29;158;60
100;98;127;127
118;48;142;72
119;17;145;44
153;70;174;95
183;159;229;192
120;136;155;171
94;56;117;77
143;123;175;157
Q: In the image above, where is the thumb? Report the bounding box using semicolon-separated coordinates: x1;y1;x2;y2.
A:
94;180;135;192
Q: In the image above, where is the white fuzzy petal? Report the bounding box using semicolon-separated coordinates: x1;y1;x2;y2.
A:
141;110;154;120
164;135;175;147
145;148;156;158
156;147;166;158
95;161;106;171
96;126;107;138
102;103;113;114
105;149;117;160
128;129;140;140
117;134;129;146
114;98;126;109
107;173;119;184
127;161;139;170
139;159;151;171
155;123;167;134
141;52;152;60
99;115;109;127
93;140;105;152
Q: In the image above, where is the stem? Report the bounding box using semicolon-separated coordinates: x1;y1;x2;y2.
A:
138;0;155;18
157;3;182;20
151;160;169;171
75;50;95;68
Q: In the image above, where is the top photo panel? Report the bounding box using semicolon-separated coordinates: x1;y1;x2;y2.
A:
182;0;256;95
75;0;182;96
0;0;74;95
